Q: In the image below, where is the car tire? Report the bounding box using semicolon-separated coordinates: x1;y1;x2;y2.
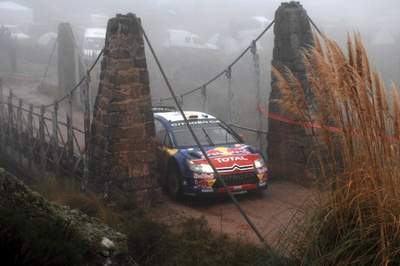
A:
249;188;265;198
167;169;183;200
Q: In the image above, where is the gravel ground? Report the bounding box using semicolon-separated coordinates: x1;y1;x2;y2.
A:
150;181;317;247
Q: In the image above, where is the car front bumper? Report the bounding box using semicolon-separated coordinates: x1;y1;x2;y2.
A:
182;181;268;197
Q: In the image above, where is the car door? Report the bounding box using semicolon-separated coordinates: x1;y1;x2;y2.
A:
154;119;173;184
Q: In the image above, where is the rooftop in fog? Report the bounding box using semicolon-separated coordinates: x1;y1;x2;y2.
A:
0;1;32;11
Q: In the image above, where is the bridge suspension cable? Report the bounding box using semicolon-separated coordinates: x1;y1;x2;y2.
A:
307;15;323;36
4;23;100;110
43;49;103;108
159;19;275;102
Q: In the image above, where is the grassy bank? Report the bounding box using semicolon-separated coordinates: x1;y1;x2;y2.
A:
31;177;286;266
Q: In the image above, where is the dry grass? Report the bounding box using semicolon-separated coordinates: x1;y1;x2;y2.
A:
33;177;122;227
274;34;400;265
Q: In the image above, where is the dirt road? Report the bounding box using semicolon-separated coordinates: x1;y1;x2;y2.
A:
150;181;316;246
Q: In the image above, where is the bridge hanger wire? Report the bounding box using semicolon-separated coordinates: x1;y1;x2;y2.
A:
158;19;275;102
201;85;207;112
3;40;104;109
225;66;233;123
251;39;264;146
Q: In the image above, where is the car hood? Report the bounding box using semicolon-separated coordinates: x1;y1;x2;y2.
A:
180;144;262;173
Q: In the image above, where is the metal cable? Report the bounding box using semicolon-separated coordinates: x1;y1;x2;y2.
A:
38;39;58;89
4;41;103;110
229;123;268;135
43;49;104;108
138;18;269;247
307;15;323;36
251;40;264;148
159;20;275;102
226;67;233;124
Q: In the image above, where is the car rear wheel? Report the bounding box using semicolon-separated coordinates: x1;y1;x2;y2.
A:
167;169;183;200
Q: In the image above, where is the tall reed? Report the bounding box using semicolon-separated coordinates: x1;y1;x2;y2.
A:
274;34;400;265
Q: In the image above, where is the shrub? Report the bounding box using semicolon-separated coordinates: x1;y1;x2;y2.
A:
33;177;122;227
0;208;91;266
275;34;400;265
126;216;285;266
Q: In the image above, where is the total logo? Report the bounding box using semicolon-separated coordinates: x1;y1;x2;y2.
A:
215;156;248;163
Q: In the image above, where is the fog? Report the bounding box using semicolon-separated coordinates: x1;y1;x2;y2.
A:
1;0;400;150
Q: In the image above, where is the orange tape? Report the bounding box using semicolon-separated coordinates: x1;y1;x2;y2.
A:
257;105;342;133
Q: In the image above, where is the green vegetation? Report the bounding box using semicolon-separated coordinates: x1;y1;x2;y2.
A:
33;176;122;227
33;177;284;265
125;216;284;266
0;207;91;266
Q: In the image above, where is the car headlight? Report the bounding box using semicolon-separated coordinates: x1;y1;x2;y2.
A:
254;158;266;169
187;160;214;174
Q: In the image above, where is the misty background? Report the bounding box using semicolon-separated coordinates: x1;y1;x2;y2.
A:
1;0;400;150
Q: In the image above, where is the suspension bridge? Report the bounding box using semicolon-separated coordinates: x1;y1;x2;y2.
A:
0;1;324;244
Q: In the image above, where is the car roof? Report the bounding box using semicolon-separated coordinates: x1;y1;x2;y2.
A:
154;111;217;123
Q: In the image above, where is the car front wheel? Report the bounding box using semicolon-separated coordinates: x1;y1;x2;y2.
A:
167;169;183;200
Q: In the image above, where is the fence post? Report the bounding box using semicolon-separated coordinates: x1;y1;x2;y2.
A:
0;79;4;150
39;105;46;177
28;104;33;170
66;91;74;174
17;98;23;163
52;101;59;175
82;72;91;191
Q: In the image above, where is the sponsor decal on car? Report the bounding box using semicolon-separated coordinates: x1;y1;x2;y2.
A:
205;145;251;157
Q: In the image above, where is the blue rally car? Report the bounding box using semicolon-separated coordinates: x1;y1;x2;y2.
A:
153;108;268;199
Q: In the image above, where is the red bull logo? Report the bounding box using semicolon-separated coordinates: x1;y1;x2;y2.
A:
206;145;250;157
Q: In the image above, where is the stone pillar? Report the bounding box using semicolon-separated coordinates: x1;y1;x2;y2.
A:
267;2;315;183
57;23;77;95
90;14;159;208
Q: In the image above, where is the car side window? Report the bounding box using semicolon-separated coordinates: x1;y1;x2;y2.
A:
154;120;166;144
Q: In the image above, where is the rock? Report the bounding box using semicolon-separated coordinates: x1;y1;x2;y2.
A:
0;168;138;266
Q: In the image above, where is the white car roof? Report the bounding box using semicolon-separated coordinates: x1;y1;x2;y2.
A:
156;111;217;122
84;28;106;38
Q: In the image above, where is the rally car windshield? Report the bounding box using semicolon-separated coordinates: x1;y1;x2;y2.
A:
172;122;240;147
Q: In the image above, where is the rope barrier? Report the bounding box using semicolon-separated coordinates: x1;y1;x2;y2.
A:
159;20;275;102
257;105;342;133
